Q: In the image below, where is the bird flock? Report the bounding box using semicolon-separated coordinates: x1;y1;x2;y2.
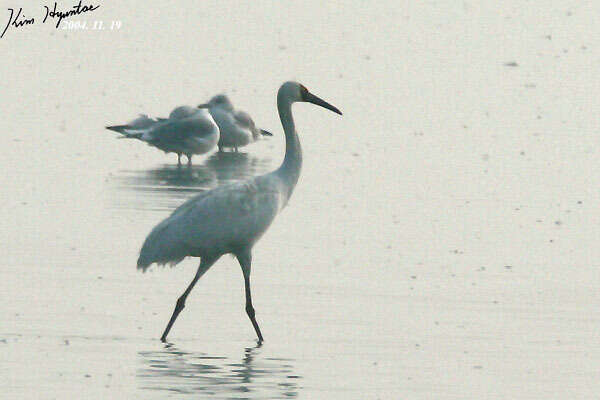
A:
106;95;272;165
106;82;342;343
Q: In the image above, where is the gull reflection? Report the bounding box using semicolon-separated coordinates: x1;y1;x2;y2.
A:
204;151;271;183
110;152;272;212
137;343;300;398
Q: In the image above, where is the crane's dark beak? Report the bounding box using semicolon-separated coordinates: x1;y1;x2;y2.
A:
197;103;209;109
304;92;342;115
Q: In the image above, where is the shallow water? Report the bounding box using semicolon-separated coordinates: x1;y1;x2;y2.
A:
2;1;600;399
110;152;272;211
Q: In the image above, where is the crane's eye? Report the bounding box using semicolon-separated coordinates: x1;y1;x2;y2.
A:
299;84;309;99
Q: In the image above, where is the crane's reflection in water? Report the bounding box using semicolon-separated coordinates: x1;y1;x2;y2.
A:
110;152;272;212
137;344;300;398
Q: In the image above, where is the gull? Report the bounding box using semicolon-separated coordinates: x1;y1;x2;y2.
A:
198;95;273;152
106;107;219;165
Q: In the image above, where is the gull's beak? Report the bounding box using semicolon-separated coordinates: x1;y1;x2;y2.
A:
197;103;209;109
304;92;342;115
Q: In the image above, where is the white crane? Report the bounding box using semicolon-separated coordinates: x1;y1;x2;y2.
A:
106;106;220;165
198;94;273;152
137;82;342;342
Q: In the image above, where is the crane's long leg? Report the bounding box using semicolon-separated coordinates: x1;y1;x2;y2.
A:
236;250;264;342
161;256;218;342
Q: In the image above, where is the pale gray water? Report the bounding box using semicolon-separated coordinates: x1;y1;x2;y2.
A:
1;1;600;399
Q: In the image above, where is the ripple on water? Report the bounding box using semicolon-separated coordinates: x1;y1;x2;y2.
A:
137;344;301;398
109;152;273;212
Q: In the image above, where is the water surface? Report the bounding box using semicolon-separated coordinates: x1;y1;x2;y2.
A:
1;1;600;399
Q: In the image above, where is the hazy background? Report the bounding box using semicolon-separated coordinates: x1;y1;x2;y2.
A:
1;1;599;398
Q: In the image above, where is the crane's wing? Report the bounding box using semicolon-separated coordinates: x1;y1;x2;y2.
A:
137;177;283;271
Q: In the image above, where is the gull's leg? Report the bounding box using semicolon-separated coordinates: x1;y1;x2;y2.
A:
236;249;264;342
186;154;192;166
160;256;218;342
177;153;182;165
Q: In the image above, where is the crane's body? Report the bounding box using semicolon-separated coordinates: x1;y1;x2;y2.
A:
199;95;273;152
137;82;341;342
138;175;286;268
106;107;219;165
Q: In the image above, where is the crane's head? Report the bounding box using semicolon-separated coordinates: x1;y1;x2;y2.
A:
198;94;234;112
278;81;342;115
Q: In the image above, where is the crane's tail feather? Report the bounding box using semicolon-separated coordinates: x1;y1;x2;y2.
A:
136;219;190;272
137;254;185;272
260;129;273;136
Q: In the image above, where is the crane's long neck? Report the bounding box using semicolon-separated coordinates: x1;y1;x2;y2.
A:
275;96;302;199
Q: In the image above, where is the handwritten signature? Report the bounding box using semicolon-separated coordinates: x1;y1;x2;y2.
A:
1;1;100;38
